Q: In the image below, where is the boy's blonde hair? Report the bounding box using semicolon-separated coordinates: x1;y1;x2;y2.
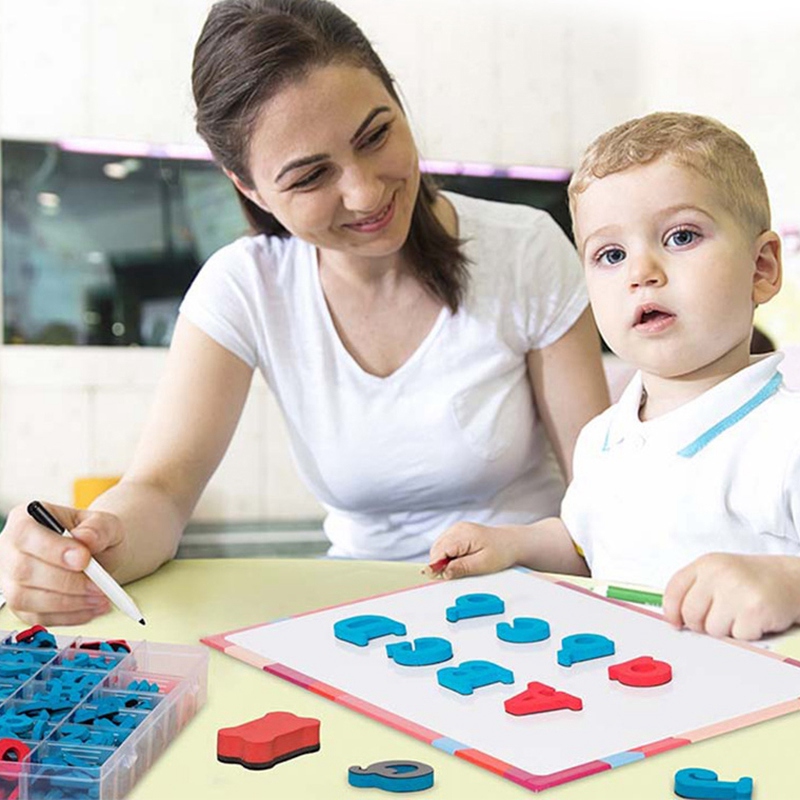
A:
568;112;770;238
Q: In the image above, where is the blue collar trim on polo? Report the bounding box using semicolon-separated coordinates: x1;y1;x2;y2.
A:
676;372;782;458
601;370;783;456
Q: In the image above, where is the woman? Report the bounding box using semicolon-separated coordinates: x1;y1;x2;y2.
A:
0;0;609;625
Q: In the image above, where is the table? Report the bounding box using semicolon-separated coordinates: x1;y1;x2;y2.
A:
2;558;799;799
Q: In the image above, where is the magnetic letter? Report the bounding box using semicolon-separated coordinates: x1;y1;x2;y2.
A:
333;615;406;647
504;682;583;716
608;656;672;687
496;617;550;644
674;767;753;799
386;637;453;667
445;593;505;622
437;660;514;695
348;760;434;792
557;633;615;666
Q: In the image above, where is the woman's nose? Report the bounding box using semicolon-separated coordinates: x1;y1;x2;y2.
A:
339;163;384;213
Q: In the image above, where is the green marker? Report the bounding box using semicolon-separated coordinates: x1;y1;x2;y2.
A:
605;585;663;606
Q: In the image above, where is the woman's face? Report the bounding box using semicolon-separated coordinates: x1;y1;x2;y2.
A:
231;63;421;261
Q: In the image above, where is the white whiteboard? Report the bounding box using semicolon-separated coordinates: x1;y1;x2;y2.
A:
210;570;800;789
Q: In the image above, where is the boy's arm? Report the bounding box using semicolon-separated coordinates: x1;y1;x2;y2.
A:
512;517;590;575
428;517;589;580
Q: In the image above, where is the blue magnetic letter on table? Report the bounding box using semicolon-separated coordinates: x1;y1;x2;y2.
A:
348;760;434;793
437;660;514;695
674;767;753;799
445;593;505;622
334;615;407;647
496;617;550;643
557;633;615;666
386;637;453;667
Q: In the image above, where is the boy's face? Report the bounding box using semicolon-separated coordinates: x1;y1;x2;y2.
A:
574;157;777;382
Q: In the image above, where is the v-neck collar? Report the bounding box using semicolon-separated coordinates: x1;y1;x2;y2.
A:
309;244;449;384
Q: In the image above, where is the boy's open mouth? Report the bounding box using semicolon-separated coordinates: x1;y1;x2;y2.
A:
634;303;675;329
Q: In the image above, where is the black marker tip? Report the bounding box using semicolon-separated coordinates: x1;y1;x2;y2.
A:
138;618;146;626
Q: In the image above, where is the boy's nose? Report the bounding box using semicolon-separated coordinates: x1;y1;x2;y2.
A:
627;255;666;290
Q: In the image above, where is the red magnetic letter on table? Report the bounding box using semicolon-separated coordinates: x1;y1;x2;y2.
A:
217;711;320;770
504;682;583;716
608;656;672;687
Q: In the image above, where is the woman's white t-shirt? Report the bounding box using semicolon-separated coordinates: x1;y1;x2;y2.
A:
180;192;588;560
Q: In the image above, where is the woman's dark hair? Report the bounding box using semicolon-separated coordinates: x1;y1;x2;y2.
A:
192;0;468;311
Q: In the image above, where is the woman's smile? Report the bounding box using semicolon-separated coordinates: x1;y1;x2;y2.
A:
343;193;397;233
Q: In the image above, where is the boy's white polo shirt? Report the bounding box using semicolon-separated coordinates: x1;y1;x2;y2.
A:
562;353;800;589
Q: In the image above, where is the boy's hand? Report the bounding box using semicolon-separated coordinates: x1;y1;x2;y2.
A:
427;522;523;580
663;553;800;640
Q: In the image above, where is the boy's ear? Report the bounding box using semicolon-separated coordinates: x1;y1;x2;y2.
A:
223;167;270;213
752;231;782;306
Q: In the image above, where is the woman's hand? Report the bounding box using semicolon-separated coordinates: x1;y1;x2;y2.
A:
663;553;800;640
0;502;127;626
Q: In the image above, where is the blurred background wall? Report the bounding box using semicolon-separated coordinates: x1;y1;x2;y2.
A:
0;0;797;523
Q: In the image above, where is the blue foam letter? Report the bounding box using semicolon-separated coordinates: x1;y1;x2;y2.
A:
437;660;514;695
386;637;453;667
674;767;753;799
496;617;551;643
348;760;434;792
334;615;406;647
557;633;615;666
445;593;505;622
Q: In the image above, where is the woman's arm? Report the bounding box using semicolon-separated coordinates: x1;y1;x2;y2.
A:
526;307;609;482
0;317;254;623
87;316;255;582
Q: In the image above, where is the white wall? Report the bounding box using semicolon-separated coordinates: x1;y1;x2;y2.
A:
0;0;798;520
633;0;800;348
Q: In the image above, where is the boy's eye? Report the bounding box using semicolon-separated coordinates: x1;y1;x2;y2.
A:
596;247;626;266
666;228;699;247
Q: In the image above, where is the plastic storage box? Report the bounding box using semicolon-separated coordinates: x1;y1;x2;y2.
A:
0;628;208;799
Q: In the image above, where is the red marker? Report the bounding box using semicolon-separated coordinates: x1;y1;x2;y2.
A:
426;556;453;575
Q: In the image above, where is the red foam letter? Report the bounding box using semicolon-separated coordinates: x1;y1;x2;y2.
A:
504;681;583;716
608;656;672;687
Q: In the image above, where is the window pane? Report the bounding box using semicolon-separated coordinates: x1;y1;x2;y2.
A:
1;139;245;346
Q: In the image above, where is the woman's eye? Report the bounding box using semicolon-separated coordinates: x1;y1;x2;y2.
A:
666;228;698;247
597;247;626;266
360;123;390;149
291;167;326;190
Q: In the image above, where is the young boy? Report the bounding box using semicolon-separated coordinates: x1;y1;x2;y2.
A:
429;112;800;641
